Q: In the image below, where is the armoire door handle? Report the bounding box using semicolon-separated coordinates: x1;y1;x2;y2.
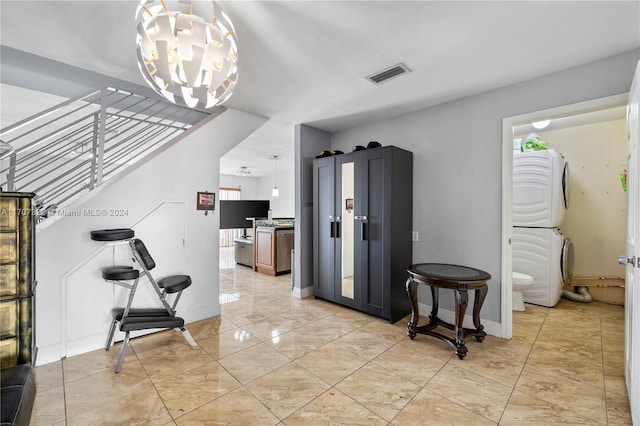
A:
354;215;367;240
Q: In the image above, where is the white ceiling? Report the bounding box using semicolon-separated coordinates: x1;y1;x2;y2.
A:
1;1;639;177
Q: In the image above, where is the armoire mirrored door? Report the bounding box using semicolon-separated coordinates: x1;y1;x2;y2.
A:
334;155;358;309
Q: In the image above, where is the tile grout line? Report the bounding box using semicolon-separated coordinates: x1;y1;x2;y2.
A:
286;342;406;425
386;335;456;426
43;267;629;425
496;305;549;425
158;296;356;424
131;341;181;424
599;302;611;426
215;304;398;424
61;357;69;426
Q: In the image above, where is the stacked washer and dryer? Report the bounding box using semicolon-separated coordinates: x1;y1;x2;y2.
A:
513;148;575;308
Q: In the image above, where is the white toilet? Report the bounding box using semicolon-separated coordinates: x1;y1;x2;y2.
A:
512;272;535;311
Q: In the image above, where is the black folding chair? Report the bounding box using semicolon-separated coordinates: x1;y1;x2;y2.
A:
91;229;196;373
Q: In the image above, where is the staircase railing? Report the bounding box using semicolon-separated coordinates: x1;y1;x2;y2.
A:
1;87;217;220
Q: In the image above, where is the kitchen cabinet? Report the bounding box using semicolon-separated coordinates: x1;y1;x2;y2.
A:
313;146;412;322
0;192;36;367
255;227;294;275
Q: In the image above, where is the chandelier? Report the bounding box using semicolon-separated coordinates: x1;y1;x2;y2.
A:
135;0;239;109
236;166;250;176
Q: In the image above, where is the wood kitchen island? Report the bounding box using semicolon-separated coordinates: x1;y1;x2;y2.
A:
254;220;294;276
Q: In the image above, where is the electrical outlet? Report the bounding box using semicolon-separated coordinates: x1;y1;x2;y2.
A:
412;231;419;242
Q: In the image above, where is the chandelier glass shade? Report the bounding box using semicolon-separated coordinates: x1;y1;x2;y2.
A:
135;0;239;109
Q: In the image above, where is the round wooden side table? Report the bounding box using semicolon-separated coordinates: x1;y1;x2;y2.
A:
406;263;490;359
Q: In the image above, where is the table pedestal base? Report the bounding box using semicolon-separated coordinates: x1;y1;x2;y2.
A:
406;277;488;359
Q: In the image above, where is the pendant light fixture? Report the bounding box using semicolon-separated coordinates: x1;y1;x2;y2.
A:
272;155;279;197
135;0;239;109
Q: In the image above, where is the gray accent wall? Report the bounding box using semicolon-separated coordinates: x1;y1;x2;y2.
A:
330;48;640;323
294;124;330;292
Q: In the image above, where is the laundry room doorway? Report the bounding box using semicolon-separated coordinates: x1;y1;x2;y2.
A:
501;93;628;339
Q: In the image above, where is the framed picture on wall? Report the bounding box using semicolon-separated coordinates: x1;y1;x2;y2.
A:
345;198;353;212
197;191;215;211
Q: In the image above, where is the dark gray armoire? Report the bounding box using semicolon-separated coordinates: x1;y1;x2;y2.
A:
313;145;412;323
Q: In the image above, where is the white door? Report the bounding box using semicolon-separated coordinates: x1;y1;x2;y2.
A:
624;61;640;425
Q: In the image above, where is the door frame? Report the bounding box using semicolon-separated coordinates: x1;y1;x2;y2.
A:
500;93;628;339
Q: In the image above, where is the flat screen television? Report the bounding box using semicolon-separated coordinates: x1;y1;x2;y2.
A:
219;200;270;231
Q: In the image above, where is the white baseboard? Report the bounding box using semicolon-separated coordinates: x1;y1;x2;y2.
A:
34;344;62;367
65;333;107;359
35;300;502;367
292;285;314;299
39;306;219;367
417;302;502;338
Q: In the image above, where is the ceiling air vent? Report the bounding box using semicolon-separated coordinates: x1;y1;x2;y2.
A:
366;63;411;85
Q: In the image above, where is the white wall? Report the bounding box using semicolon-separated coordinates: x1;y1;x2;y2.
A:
535;119;627;278
35;108;267;365
330;49;640;324
219;172;295;218
257;175;295;218
219;174;261;199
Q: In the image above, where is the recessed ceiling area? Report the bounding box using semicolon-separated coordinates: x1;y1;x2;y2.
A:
220;119;295;177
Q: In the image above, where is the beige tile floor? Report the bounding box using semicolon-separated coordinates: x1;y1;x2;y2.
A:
30;262;632;425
